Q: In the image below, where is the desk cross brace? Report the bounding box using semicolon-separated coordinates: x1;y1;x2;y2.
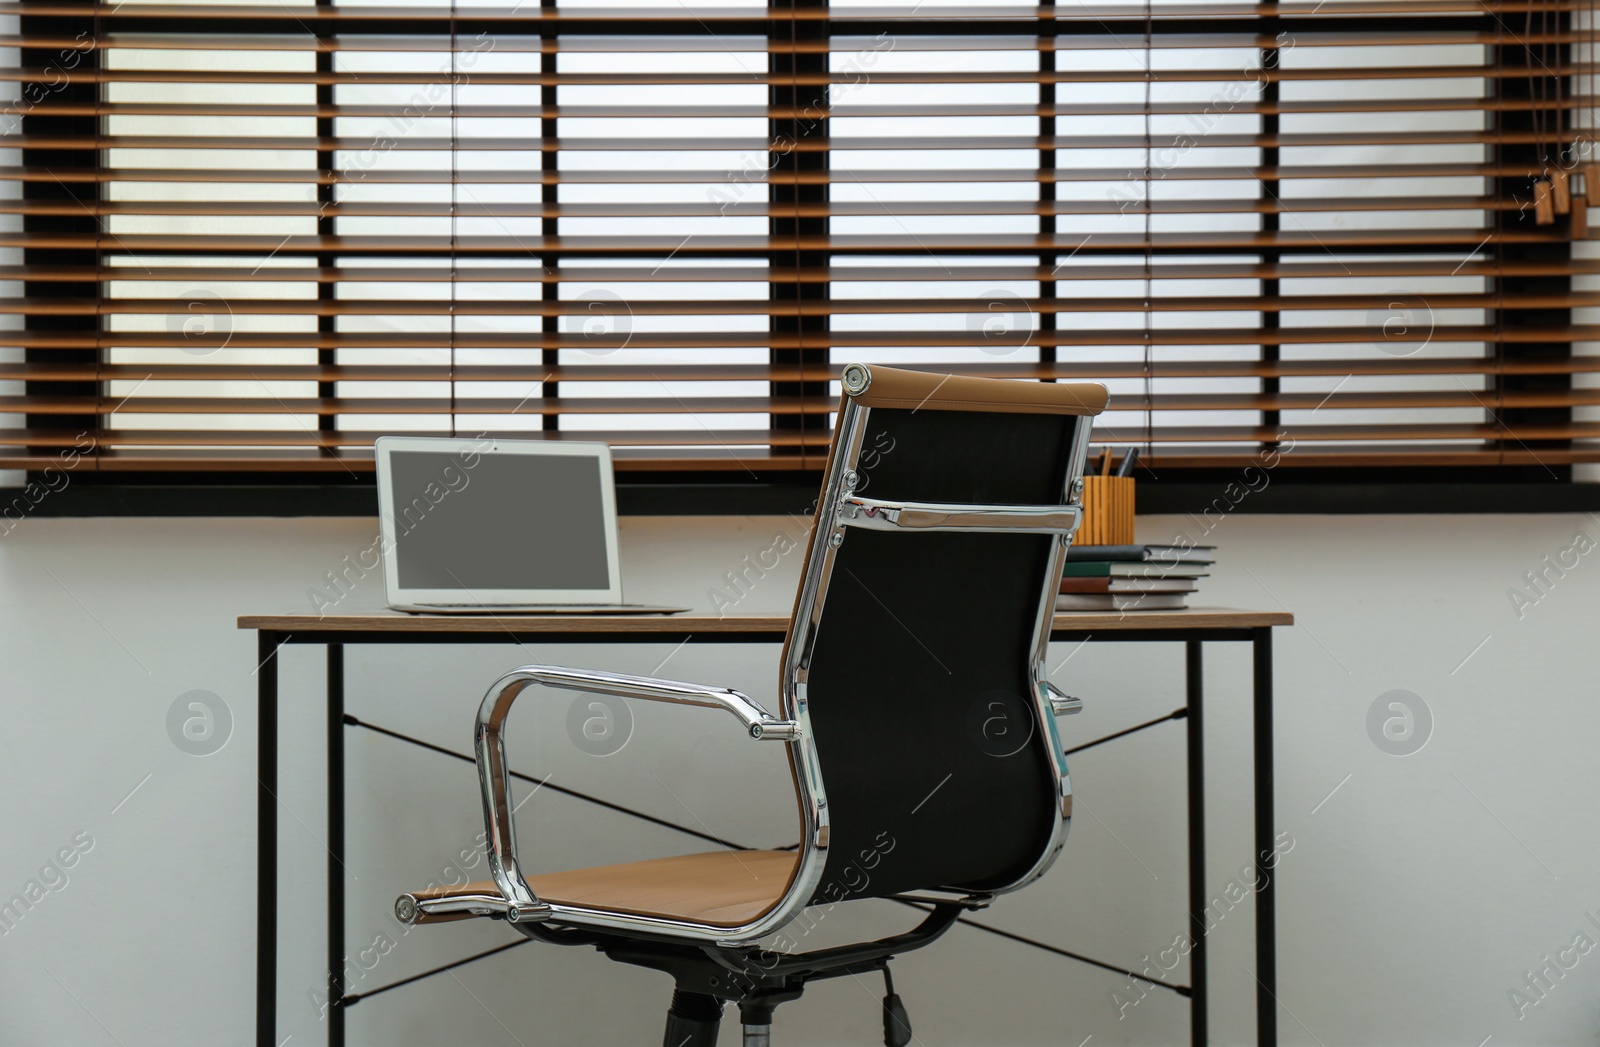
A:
326;702;1200;1017
335;938;533;1009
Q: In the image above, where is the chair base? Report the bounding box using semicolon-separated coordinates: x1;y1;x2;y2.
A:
520;902;964;1045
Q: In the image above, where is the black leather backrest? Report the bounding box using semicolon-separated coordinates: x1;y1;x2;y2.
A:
803;406;1082;903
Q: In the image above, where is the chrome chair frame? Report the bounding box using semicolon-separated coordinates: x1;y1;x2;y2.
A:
399;361;1095;948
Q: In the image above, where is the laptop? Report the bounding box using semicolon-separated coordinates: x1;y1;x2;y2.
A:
374;435;688;615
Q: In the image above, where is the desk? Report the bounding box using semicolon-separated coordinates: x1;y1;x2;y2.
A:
240;607;1292;1047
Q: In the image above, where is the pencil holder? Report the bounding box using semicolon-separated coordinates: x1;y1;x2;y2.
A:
1077;476;1135;545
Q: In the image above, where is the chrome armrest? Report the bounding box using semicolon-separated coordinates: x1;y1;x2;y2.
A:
395;888;507;925
837;494;1081;535
455;665;798;926
1045;682;1083;716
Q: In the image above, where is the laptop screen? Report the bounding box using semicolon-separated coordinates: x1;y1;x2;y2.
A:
386;449;612;592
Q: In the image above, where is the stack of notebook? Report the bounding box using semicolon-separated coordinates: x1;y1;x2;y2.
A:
1057;543;1215;611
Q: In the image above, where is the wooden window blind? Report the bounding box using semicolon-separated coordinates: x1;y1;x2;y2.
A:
3;0;1599;479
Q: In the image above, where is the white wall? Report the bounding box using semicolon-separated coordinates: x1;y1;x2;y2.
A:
1;510;1598;1047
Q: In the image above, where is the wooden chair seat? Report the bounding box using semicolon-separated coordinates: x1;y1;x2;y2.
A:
409;849;797;928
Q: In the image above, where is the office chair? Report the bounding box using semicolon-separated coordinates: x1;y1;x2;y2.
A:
396;364;1108;1045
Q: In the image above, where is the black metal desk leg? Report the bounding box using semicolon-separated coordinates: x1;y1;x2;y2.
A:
1186;641;1206;1047
257;631;282;1047
327;644;345;1047
1253;628;1277;1047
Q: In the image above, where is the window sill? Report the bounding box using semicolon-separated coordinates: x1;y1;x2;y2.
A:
4;478;1600;518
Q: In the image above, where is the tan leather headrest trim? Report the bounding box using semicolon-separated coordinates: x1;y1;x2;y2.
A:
841;364;1107;416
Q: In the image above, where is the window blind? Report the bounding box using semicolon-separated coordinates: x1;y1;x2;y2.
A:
3;0;1598;477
